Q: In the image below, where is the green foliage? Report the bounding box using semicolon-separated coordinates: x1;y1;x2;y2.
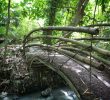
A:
9;17;39;39
0;0;110;45
96;0;110;13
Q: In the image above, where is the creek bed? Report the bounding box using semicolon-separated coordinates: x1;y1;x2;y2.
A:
0;87;79;100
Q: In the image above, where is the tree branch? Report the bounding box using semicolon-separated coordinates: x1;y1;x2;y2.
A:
25;44;105;71
23;26;99;44
24;35;110;56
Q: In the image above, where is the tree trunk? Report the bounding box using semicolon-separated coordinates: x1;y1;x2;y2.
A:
25;44;105;71
26;35;110;56
61;47;110;66
23;26;99;44
64;0;89;38
43;0;59;44
25;50;110;99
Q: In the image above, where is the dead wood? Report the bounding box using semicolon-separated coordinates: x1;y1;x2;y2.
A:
61;47;110;66
25;35;110;56
25;44;105;71
23;26;99;45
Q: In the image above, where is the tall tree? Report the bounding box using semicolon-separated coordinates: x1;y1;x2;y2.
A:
64;0;89;38
43;0;59;44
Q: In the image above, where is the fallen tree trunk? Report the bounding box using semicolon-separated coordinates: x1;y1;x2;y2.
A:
42;26;99;35
23;26;99;44
25;44;105;71
26;51;110;100
61;47;110;66
25;35;110;56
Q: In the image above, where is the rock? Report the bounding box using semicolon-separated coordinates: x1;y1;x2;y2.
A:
41;88;52;97
0;92;8;98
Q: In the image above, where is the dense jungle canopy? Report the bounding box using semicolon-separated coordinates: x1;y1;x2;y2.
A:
0;0;110;40
0;0;110;61
0;0;110;100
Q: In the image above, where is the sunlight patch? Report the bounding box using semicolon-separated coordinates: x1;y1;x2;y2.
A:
97;76;110;87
